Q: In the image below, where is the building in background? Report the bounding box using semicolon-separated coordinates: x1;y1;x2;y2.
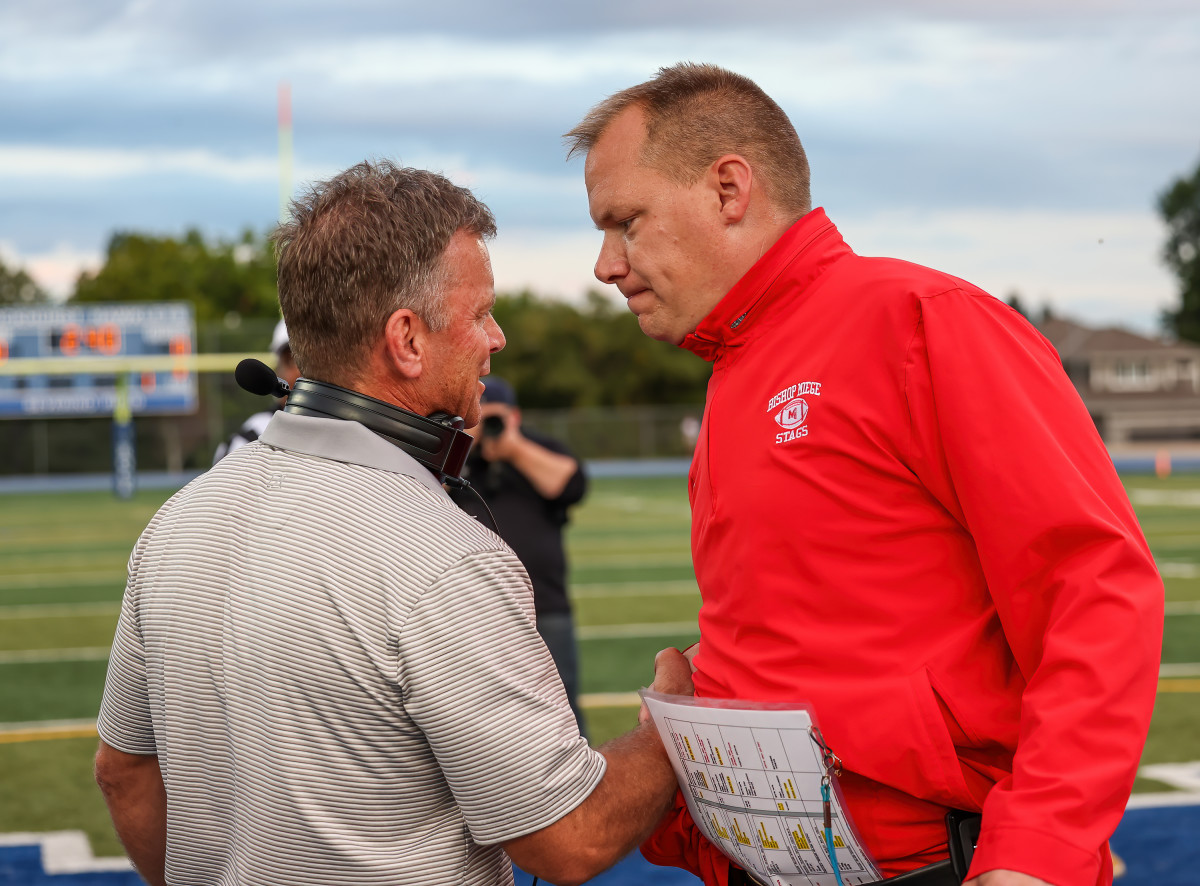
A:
1037;317;1200;445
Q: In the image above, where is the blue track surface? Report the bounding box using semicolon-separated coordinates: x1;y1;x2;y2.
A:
0;451;1193;495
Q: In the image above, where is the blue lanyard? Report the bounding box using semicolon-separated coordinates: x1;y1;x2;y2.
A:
821;776;845;886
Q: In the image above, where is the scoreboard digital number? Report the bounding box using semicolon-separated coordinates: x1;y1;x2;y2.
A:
0;303;198;418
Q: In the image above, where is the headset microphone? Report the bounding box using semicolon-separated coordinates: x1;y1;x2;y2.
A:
233;359;474;487
235;358;291;399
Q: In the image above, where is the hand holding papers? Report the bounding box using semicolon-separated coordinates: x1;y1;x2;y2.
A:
639;646;696;724
640;692;881;886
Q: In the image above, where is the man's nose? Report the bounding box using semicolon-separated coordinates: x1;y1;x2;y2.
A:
488;316;506;354
594;234;629;285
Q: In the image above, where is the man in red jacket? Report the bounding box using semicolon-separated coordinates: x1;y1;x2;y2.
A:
565;63;1162;886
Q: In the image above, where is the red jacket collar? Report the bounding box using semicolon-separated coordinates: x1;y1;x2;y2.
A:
680;208;851;362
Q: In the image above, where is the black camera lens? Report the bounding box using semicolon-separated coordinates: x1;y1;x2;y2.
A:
482;415;505;438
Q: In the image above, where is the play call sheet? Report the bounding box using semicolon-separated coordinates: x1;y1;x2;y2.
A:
641;692;881;886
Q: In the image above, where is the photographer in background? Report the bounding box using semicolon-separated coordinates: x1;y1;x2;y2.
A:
458;376;589;736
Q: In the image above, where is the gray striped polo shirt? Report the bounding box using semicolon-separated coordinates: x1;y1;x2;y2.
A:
97;411;605;885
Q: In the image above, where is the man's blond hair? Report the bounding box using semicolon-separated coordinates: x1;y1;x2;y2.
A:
565;62;810;219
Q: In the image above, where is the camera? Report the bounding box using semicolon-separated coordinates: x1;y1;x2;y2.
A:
481;415;506;439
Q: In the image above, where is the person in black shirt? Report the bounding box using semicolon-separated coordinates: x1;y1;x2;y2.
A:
460;376;589;735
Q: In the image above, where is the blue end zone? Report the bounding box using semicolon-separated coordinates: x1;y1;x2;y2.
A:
2;797;1198;884
514;853;703;884
1109;795;1200;885
0;842;136;885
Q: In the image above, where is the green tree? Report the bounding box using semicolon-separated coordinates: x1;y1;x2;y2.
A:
490;290;710;407
0;258;49;305
71;229;279;322
1160;155;1200;341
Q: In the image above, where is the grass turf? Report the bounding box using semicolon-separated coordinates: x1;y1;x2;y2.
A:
0;473;1197;860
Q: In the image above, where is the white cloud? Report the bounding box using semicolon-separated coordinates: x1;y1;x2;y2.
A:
0;145;275;182
489;227;606;304
839;208;1177;333
0;145;343;186
1;241;103;299
489;209;1179;335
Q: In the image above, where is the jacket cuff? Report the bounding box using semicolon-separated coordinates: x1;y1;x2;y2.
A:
967;824;1104;886
640;789;731;886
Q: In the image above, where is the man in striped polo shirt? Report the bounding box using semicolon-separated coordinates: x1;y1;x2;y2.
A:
94;161;693;886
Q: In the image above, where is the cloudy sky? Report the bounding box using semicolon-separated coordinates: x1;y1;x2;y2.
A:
2;0;1198;333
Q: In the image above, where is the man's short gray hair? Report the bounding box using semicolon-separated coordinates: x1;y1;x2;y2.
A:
274;161;496;385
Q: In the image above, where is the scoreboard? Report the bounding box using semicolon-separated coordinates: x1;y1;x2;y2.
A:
0;303;198;418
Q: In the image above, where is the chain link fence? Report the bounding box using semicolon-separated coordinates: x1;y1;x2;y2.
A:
0;402;704;476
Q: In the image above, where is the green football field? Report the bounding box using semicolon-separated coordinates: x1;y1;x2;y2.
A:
0;474;1197;858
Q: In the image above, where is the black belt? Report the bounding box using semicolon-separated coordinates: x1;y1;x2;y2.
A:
865;859;961;886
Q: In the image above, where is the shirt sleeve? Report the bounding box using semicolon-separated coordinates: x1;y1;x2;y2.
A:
527;430;588;509
395;546;606;845
904;289;1163;885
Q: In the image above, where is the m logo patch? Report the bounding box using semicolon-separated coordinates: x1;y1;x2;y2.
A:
775;398;809;430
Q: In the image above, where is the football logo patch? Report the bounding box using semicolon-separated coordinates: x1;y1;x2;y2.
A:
774;397;808;429
766;380;821;444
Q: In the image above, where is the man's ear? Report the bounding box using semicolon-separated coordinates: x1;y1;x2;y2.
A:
710;154;753;225
384;308;425;380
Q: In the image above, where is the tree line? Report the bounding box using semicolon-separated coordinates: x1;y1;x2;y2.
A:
1;229;710;408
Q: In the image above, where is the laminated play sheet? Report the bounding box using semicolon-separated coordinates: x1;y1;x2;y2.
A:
641;691;881;886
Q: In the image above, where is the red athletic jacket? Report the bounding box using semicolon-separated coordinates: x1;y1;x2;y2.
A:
641;210;1163;886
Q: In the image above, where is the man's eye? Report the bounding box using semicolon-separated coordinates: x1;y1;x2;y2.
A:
619;216;636;232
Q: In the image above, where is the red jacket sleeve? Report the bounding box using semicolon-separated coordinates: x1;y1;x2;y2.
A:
640;789;732;885
904;289;1163;886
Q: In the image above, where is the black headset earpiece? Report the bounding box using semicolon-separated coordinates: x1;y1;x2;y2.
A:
233;360;473;486
284;378;474;486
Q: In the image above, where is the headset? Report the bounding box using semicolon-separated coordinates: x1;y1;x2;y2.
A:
235;358;474;488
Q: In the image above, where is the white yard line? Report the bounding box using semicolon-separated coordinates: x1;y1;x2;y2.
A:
0;573;123;590
0;647;110;664
577;621;698;640
1159;662;1200;678
0;602;120;619
572;581;698;599
579;692;643;708
1159;562;1200;579
1130;489;1200;507
1125;791;1200;809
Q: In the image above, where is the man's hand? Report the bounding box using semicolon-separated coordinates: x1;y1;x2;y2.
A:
640;646;695;723
470;404;581;499
652;647;695;696
965;871;1054;886
502;648;690;885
